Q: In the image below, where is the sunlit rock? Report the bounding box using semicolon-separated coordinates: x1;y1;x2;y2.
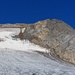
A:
24;19;75;64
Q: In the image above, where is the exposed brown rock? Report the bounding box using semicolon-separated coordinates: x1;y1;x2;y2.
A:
18;28;24;40
23;19;75;64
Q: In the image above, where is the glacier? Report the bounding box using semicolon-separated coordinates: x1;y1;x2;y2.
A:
0;28;75;75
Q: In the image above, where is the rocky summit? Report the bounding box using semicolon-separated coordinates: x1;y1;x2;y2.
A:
23;19;75;64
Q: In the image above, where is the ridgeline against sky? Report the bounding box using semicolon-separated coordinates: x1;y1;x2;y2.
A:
0;0;75;28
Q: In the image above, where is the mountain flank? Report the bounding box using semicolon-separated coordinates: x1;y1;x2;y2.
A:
0;19;75;64
23;19;75;64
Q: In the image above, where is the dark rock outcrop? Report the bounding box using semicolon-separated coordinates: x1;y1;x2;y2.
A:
23;19;75;64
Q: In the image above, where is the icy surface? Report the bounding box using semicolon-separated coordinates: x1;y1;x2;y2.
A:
0;28;75;75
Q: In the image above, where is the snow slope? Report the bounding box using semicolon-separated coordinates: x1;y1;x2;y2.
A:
0;28;75;75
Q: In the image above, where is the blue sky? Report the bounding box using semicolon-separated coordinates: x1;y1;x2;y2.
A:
0;0;75;28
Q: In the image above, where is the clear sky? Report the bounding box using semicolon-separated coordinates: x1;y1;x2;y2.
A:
0;0;75;28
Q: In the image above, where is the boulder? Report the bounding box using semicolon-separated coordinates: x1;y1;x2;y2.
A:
23;19;75;64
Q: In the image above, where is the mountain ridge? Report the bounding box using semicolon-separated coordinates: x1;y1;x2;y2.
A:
23;19;75;64
0;19;75;64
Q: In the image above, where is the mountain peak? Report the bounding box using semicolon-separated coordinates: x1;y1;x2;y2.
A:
23;19;75;64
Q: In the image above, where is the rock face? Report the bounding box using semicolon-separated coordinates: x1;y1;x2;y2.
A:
23;19;75;64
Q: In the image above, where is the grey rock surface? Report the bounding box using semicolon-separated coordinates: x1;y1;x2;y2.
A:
23;19;75;64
